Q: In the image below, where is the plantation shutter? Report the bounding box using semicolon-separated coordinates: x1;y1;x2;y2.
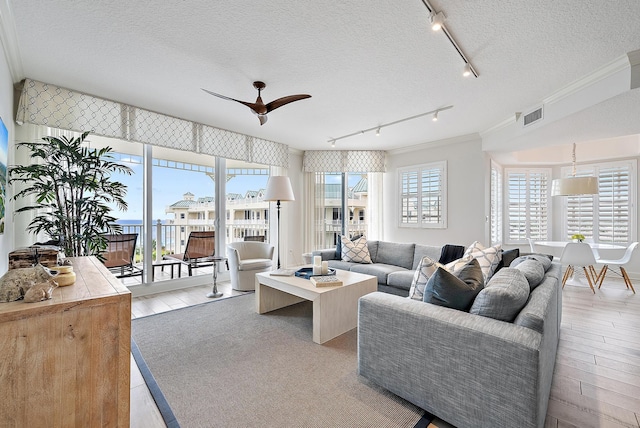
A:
598;165;630;242
399;162;446;228
562;161;635;244
490;161;503;245
506;169;551;243
401;170;419;225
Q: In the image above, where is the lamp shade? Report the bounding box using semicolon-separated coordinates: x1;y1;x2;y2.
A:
551;176;599;196
264;176;295;202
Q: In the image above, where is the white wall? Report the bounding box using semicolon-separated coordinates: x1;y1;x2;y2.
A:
0;42;14;274
384;135;488;248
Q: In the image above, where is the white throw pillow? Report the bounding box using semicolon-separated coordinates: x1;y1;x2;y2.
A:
408;256;444;301
341;235;372;264
463;241;502;282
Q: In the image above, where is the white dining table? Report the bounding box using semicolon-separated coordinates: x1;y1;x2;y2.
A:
534;241;625;250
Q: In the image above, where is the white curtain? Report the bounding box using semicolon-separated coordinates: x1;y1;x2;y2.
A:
367;172;384;240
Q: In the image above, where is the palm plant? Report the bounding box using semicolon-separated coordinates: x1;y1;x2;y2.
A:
9;131;132;257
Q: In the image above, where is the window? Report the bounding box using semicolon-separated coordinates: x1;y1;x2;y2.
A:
505;168;551;243
399;161;447;228
490;160;503;245
561;160;636;243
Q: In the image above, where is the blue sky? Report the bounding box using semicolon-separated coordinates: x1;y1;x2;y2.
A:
111;164;268;221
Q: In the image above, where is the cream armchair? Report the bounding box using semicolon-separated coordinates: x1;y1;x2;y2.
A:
227;241;275;291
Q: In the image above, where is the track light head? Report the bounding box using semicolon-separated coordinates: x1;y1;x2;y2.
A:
376;127;381;136
331;139;335;148
463;63;472;77
432;111;439;121
429;11;445;31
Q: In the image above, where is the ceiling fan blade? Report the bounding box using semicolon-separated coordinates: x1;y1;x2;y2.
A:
201;88;261;112
265;94;311;113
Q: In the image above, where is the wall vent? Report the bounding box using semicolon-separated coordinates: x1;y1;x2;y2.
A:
523;107;543;127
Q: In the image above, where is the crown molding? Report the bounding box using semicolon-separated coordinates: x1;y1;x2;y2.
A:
388;132;480;155
0;0;24;83
481;53;631;137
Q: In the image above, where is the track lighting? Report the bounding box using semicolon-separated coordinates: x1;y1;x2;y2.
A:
429;11;445;31
421;0;478;78
327;105;453;146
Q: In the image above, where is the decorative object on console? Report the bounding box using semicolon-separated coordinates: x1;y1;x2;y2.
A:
551;143;598;196
341;235;372;263
49;265;76;286
23;279;58;303
0;264;58;302
202;81;311;126
264;176;295;270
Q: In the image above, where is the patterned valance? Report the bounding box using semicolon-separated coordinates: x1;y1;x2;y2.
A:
303;150;386;173
15;79;289;168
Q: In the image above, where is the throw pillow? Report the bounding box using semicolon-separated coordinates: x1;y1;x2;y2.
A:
494;248;520;274
336;234;362;260
511;254;552;272
445;254;473;273
408;256;443;301
469;268;530;322
512;259;545;290
341;235;372;264
423;259;484;311
463;241;502;282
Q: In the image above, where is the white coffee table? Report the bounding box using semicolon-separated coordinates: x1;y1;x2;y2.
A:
255;269;377;344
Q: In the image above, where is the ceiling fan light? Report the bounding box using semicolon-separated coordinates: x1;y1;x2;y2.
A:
429;11;445;31
463;63;472;77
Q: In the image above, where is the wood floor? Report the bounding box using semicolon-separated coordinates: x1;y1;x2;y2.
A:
129;275;640;428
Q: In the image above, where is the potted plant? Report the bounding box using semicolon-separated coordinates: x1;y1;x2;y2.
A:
571;234;585;243
9;131;132;257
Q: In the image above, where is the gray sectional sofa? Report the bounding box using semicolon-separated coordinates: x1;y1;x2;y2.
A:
357;260;562;428
312;240;442;296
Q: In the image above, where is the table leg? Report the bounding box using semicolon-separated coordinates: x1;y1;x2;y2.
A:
206;260;223;298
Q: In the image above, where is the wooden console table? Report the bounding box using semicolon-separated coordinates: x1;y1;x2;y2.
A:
0;256;131;427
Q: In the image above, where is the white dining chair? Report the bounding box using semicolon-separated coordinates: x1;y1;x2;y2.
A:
560;242;598;293
595;242;638;293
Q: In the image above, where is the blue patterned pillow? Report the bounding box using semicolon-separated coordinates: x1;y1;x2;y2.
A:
341;235;372;264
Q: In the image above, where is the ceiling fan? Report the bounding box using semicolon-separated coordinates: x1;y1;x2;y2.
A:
202;81;311;125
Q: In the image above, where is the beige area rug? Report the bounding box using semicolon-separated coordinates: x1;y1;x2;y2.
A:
131;293;432;428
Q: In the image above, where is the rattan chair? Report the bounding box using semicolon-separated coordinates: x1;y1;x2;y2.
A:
164;231;215;276
102;233;142;278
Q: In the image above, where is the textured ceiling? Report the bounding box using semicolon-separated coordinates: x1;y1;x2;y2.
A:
6;0;640;153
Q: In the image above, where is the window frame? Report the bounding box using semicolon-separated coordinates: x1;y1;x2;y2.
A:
398;161;447;229
504;167;552;244
559;159;637;244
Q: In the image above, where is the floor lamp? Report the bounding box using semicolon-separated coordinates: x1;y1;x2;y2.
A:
264;176;295;270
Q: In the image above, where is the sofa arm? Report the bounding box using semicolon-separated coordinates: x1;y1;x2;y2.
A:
311;249;338;261
358;292;546;428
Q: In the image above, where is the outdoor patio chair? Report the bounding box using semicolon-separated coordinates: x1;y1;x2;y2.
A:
164;231;216;276
102;233;143;278
244;235;266;242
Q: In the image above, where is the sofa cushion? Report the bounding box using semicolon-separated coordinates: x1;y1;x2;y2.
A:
470;268;530;322
386;270;415;291
438;244;466;264
408;256;443;300
512;254;552;272
341;235;372;263
514;275;557;333
412;244;442;269
423;259;484;311
327;260;360;271
463;241;502;282
350;263;407;285
375;241;415;270
513;259;545;290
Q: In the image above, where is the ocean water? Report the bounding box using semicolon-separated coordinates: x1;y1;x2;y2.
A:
115;219;173;247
